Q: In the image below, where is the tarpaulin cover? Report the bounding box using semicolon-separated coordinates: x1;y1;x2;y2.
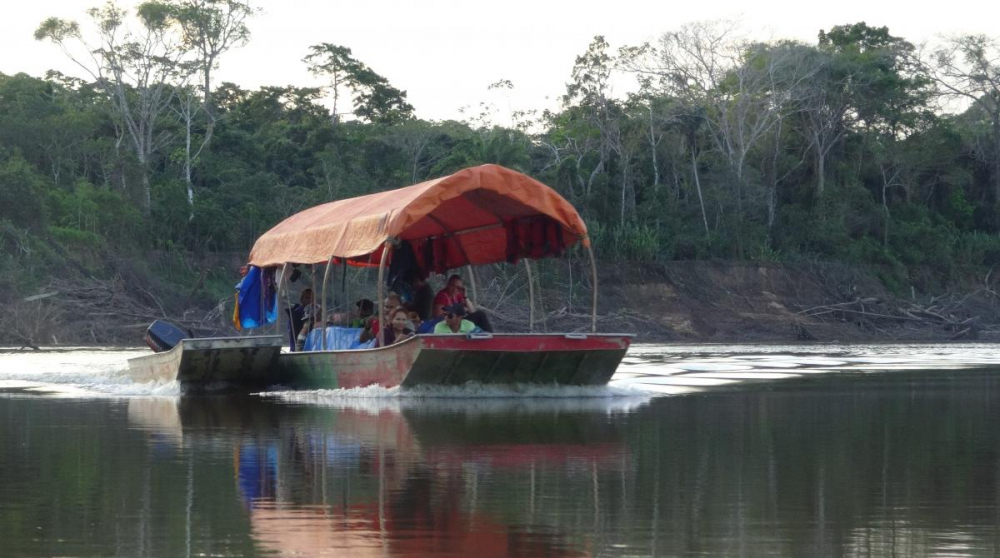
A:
247;165;589;268
303;327;376;351
234;266;277;330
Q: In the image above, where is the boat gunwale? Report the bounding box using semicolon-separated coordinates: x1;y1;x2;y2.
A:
127;334;284;366
283;332;634;357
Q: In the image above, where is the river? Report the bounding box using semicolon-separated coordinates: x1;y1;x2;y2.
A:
2;343;1000;556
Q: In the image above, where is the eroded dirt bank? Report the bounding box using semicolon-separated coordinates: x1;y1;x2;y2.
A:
543;261;1000;343
5;260;999;346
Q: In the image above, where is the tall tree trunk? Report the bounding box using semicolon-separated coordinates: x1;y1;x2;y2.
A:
648;105;659;187
691;151;709;234
185;109;194;209
140;166;151;216
994;117;1000;202
816;148;826;199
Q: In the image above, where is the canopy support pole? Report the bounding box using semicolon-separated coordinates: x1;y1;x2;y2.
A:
341;260;348;312
281;265;295;349
275;263;289;336
376;241;392;348
524;259;535;332
320;255;335;351
259;266;266;332
586;242;598;333
465;265;478;304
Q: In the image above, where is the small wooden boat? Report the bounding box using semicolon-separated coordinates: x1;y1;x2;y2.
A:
219;164;631;391
279;332;631;389
127;335;283;390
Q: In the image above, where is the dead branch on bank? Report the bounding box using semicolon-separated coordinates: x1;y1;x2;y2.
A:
795;294;982;339
38;276;232;344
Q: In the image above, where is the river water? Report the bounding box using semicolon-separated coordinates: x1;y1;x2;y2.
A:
2;344;1000;557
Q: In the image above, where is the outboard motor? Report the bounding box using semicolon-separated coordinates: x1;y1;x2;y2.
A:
144;320;189;353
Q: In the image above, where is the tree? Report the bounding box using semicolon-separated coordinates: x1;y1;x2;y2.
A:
305;43;414;126
930;34;1000;201
164;0;255;206
36;2;192;213
561;36;623;219
381;119;443;183
634;22;816;229
794;46;846;198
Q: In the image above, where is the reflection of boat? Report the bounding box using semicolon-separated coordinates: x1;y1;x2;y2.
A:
245;164;631;390
126;335;283;390
129;396;624;556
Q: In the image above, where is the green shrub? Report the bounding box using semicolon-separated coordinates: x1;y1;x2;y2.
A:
953;231;1000;267
590;222;664;262
0;152;47;230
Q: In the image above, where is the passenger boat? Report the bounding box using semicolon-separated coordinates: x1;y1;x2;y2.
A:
246;163;631;389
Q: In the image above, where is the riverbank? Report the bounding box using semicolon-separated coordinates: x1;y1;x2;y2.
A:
591;261;999;343
4;256;997;347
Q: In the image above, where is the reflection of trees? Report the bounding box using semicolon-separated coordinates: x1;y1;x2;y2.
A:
0;397;259;557
8;373;997;557
621;372;1000;556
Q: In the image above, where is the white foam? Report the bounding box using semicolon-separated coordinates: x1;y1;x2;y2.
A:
0;349;179;397
260;382;657;414
6;342;1000;401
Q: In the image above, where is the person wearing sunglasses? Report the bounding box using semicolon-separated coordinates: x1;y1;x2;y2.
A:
433;303;480;334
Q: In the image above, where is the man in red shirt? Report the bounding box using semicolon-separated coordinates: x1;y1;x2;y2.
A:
433;274;473;317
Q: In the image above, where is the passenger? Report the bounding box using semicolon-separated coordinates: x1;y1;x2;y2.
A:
433;303;480;334
361;293;402;343
433;274;471;317
406;311;422;333
432;274;493;332
349;298;375;328
417;314;442;334
376;308;415;347
290;288;317;336
410;275;434;321
291;289;319;350
384;293;402;318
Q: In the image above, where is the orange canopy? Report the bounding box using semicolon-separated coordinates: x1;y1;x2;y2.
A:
247;164;589;268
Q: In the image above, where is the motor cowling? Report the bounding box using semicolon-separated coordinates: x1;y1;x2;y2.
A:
144;320;188;352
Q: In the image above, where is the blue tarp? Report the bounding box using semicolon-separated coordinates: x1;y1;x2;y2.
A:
237;444;278;508
304;326;375;351
237;266;277;330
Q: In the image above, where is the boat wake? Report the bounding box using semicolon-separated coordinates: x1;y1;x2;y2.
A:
4;342;1000;401
260;383;655;413
0;349;181;397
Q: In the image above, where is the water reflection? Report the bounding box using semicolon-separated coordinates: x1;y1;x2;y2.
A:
4;349;1000;557
127;372;1000;557
167;396;616;556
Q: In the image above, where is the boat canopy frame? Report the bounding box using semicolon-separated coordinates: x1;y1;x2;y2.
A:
250;164;600;345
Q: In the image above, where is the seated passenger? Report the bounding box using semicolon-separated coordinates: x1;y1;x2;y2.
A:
433;274;470;317
349;298;375;328
360;293;402;343
434;303;480;334
410;275;434;321
376;308;415;347
290;288;316;334
406;311;422;332
291;289;319;350
432;274;493;332
417;315;441;334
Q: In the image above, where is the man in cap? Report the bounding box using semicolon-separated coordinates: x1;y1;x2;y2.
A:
433;302;480;334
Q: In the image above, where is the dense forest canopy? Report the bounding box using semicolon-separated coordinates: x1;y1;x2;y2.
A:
4;4;1000;305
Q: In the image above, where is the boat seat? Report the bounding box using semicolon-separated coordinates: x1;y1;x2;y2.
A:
303;326;376;351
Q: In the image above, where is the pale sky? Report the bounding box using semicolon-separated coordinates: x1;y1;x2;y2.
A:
2;0;999;123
